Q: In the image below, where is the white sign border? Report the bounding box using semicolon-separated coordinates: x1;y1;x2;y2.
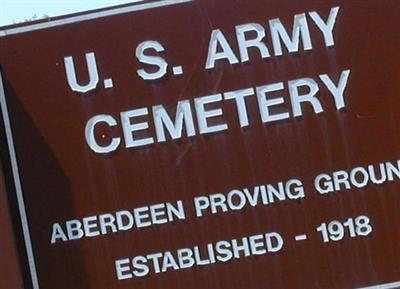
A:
0;1;192;288
0;0;192;37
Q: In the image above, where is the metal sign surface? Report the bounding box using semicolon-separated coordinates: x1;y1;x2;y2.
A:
0;1;400;289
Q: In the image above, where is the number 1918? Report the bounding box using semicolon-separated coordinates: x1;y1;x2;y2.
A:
316;215;372;243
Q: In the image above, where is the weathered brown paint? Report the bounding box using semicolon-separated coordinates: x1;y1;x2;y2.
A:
0;164;24;289
0;1;400;289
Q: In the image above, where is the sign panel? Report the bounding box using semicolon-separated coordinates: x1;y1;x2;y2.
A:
0;164;24;289
1;1;400;289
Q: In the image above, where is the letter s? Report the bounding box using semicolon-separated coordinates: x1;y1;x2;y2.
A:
136;41;168;80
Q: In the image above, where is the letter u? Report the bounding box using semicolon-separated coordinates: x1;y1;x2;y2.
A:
64;52;99;93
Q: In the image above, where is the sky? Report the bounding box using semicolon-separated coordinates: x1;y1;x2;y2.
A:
0;0;142;26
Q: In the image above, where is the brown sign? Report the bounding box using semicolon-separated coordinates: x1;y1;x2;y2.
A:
0;163;23;289
1;1;400;289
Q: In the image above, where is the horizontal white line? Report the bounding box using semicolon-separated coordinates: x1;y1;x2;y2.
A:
294;234;308;241
0;0;193;37
356;281;400;289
